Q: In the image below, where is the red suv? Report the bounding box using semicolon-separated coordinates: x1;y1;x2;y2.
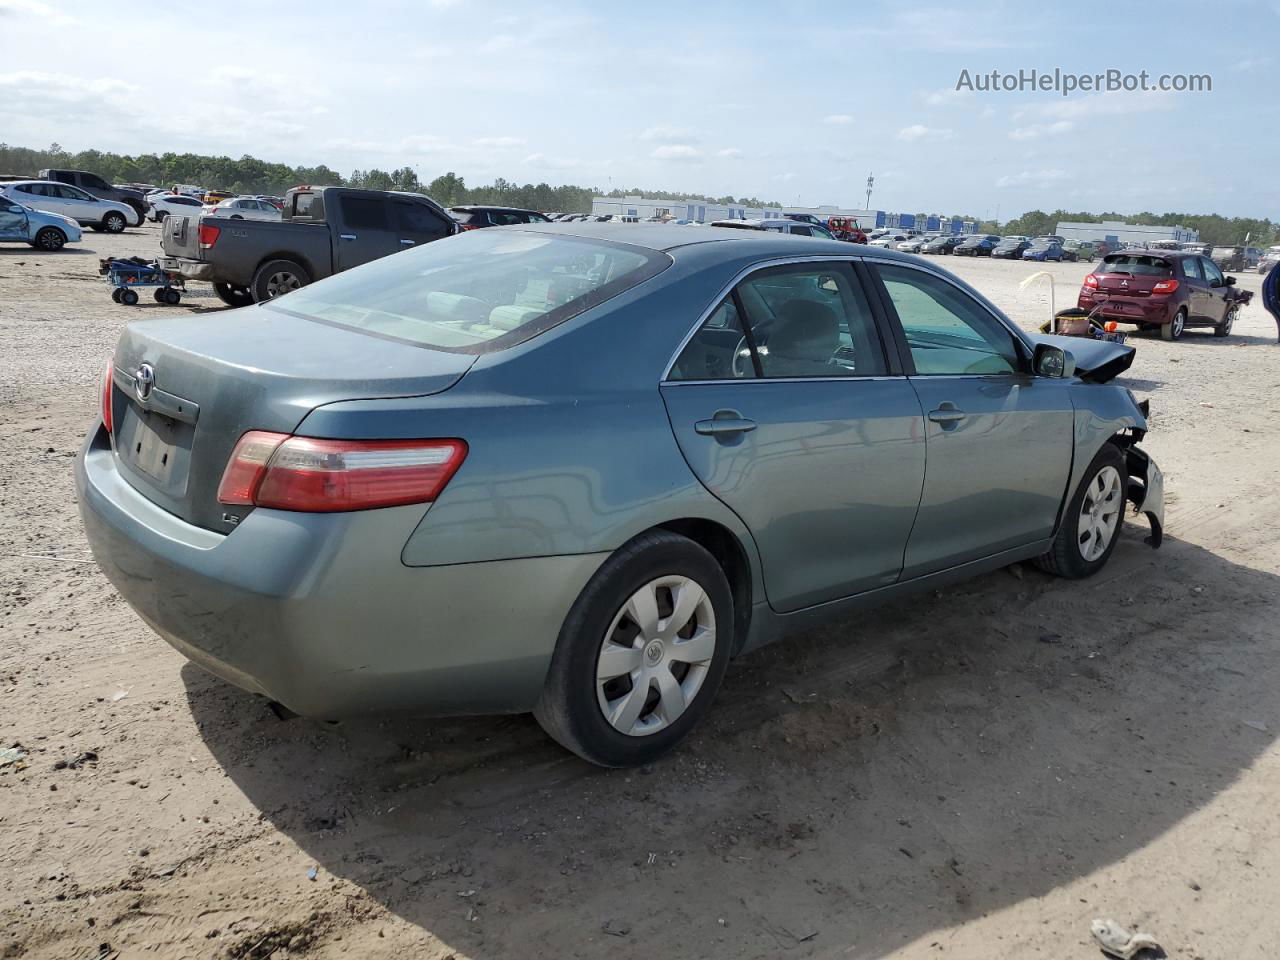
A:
1078;250;1240;341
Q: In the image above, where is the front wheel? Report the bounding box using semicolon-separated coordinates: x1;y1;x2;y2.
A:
1035;443;1128;579
32;227;66;251
1161;309;1186;341
1214;306;1236;338
251;258;310;302
102;212;126;233
534;530;734;767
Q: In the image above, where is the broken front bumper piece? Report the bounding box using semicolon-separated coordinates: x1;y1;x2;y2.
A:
1126;445;1164;548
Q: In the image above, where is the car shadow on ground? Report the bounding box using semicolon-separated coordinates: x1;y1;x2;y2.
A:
0;246;95;256
185;529;1278;959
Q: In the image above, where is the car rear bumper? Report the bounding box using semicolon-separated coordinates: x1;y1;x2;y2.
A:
1078;294;1173;325
75;425;607;718
158;257;215;281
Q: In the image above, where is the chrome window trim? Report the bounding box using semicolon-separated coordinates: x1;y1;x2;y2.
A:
664;375;908;386
659;255;880;384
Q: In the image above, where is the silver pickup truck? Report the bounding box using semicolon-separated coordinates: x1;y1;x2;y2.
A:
160;186;458;307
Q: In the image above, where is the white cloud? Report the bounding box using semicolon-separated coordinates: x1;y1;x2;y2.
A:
0;0;77;24
1020;89;1176;121
1009;120;1074;141
651;144;701;161
1234;56;1273;72
473;136;526;148
522;153;580;170
995;168;1070;188
922;88;973;107
897;124;952;142
717;147;744;158
773;172;797;182
640;125;695;144
822;114;855;125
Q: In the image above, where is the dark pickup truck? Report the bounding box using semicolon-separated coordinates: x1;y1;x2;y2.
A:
160;186;458;306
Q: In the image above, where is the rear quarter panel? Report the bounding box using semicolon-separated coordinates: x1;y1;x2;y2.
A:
203;218;335;287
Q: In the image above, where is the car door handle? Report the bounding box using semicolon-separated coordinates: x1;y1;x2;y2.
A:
695;417;757;436
339;233;357;240
928;405;966;424
400;239;415;245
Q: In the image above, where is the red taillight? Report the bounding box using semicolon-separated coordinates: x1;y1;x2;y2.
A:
458;223;480;230
198;223;220;249
1083;274;1099;288
217;433;467;512
100;361;114;434
1152;278;1179;295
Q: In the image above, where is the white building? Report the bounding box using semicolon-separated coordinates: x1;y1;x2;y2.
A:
591;195;882;226
1056;220;1200;245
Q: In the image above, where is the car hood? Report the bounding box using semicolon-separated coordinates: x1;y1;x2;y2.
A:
20;203;79;230
1031;333;1135;383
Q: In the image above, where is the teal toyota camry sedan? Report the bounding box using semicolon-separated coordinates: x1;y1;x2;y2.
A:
76;224;1164;766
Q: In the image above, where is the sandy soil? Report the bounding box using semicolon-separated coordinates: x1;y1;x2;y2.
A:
2;224;1278;960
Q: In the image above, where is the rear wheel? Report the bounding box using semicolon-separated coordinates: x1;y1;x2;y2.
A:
1161;309;1186;341
162;288;181;305
251;259;310;302
1214;306;1236;338
1035;443;1127;579
119;288;138;306
213;282;255;308
534;530;734;767
32;227;66;251
102;211;126;233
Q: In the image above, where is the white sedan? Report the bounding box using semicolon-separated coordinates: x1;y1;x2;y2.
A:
148;193;205;222
0;181;140;233
202;197;282;221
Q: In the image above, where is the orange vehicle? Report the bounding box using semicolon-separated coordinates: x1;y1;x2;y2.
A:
827;216;868;244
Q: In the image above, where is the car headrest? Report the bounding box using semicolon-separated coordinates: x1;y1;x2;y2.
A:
769;299;840;360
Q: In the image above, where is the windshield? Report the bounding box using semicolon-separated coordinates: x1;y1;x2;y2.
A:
264;230;670;354
1211;247;1242;257
1098;254;1172;276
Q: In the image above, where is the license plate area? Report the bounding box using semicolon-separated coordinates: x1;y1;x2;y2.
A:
116;401;193;496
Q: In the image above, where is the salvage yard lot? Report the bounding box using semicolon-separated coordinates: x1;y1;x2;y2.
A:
2;224;1279;959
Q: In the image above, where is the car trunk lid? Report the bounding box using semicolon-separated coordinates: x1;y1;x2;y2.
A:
108;305;475;532
162;214;201;260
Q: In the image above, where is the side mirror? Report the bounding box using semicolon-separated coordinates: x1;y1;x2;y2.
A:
1225;275;1237;286
1034;343;1076;379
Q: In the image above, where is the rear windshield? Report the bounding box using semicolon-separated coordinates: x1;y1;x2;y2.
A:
264;230;670;354
1098;254;1172;276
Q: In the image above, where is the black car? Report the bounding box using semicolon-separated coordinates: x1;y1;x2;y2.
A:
923;235;963;254
450;205;552;229
991;238;1031;259
954;234;1000;257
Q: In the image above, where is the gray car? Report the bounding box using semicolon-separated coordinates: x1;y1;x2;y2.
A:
76;224;1164;767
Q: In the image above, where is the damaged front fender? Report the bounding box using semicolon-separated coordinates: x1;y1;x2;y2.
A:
1126;445;1164;548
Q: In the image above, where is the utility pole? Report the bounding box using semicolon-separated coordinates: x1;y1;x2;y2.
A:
865;173;874;211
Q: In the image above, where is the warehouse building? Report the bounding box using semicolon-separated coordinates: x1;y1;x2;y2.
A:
1055;220;1200;245
590;195;975;232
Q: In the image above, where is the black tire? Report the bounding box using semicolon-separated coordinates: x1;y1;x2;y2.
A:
534;530;735;767
32;227;66;251
1035;443;1128;579
102;211;126;234
111;288;123;303
153;288;167;303
1161;308;1186;341
213;282;255;308
1213;306;1236;338
250;259;310;302
120;288;138;306
162;288;181;305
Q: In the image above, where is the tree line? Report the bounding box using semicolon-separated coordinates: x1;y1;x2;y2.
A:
1;143;1271;242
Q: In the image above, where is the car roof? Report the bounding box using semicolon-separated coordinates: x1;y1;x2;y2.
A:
450;205;540;213
1103;248;1185;258
2;180;65;187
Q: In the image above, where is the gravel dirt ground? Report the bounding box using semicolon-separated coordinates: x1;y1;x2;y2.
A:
2;224;1278;960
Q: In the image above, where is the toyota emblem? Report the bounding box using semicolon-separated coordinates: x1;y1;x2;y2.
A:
134;363;155;402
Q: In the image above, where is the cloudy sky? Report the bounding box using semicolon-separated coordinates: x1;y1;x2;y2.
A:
2;0;1277;218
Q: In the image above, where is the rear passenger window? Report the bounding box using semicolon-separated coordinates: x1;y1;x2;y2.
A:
669;262;887;380
339;196;388;230
1182;257;1202;280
